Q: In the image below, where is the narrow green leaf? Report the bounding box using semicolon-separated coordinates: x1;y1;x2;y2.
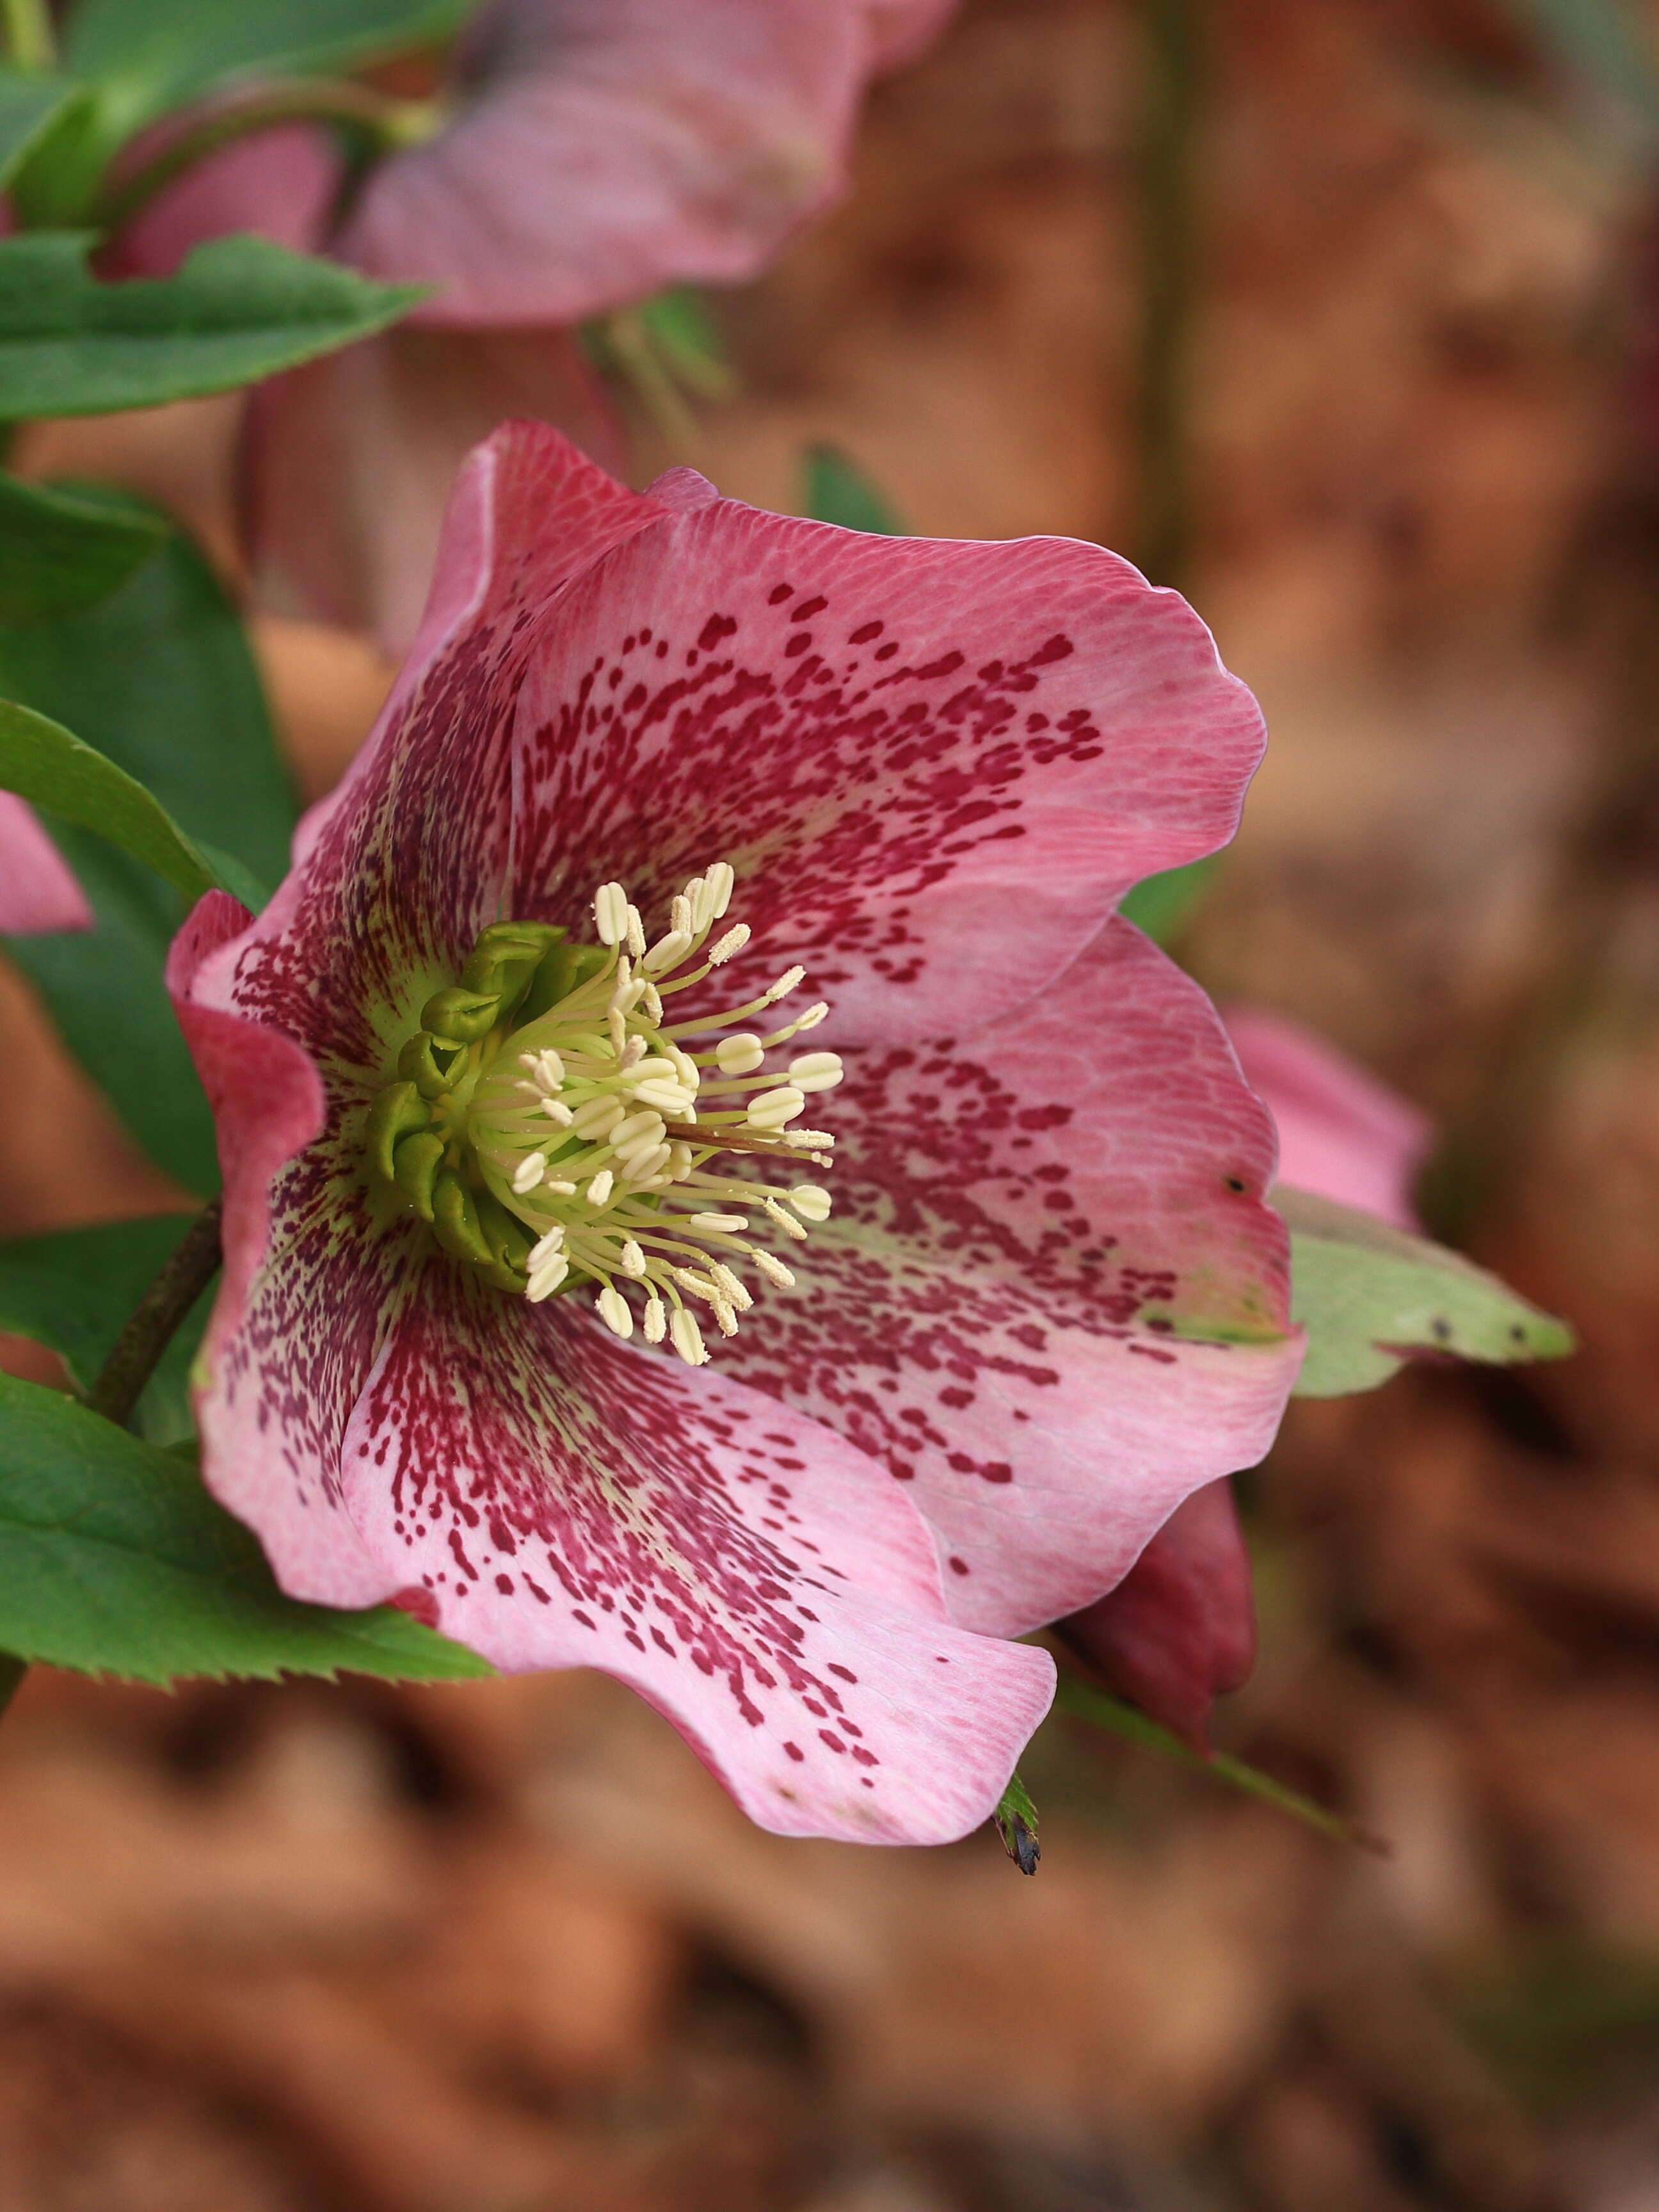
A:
0;1375;493;1685
803;444;905;535
0;495;295;1192
0;1213;204;1444
0;696;225;899
0;234;426;422
0;470;164;623
993;1770;1040;1873
1118;854;1218;945
1054;1677;1382;1850
1278;1185;1575;1397
0;70;89;187
64;0;477;130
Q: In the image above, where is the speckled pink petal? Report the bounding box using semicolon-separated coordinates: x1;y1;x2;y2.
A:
1224;1006;1431;1231
713;918;1303;1637
0;796;92;934
168;893;403;1607
340;1269;1055;1843
335;0;870;327
104;122;342;278
485;422;1265;1044
1054;1478;1255;1752
244;328;625;655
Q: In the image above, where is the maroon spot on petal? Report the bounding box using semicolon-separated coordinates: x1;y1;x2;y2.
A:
827;1663;858;1683
792;594;828;621
948;1556;971;1576
389;1585;439;1628
849;618;883;643
819;1731;847;1754
782;1741;805;1762
767;582;793;604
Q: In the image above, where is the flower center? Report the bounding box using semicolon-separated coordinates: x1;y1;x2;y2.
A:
363;862;840;1367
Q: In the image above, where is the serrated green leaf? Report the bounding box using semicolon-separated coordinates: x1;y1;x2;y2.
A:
64;0;477;134
0;71;90;187
0;1374;493;1685
0;234;425;422
803;444;904;535
0;1214;204;1443
0;696;227;901
0;470;165;623
1279;1185;1575;1397
1118;854;1218;945
1054;1676;1379;1849
0;494;294;1192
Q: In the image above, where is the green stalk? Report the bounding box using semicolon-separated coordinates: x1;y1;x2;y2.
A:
1131;0;1204;590
87;1197;223;1431
0;0;54;70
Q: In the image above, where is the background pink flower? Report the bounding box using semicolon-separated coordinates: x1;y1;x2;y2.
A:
0;796;92;936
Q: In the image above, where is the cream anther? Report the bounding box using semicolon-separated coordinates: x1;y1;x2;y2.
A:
753;1251;796;1288
707;924;750;966
620;1239;647;1276
597;1287;634;1338
765;966;805;1004
545;1179;577;1196
687;1212;748;1233
789;1185;833;1222
710;1263;752;1311
527;1256;568;1302
716;1034;764;1075
789;1052;843;1093
586;1169;614;1206
644;1296;667;1343
763;1197;808;1241
571;1096;623;1139
511;1152;547;1194
705;861;735;920
593;881;630;945
625;904;646;958
528;1225;565;1268
643;927;693;975
541;1099;575;1126
611;1110;664;1151
746;1086;805;1129
669;894;693;935
669;1308;707;1366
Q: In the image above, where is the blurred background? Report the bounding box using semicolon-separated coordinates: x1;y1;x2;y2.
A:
5;0;1659;2204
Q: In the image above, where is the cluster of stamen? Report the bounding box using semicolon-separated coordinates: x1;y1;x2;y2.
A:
364;862;840;1366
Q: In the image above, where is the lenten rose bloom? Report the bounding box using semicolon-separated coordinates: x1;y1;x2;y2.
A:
0;795;93;935
116;0;959;648
168;421;1302;1843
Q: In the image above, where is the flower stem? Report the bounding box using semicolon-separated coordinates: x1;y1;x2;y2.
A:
95;80;440;234
1130;0;1204;590
0;0;54;69
87;1198;223;1431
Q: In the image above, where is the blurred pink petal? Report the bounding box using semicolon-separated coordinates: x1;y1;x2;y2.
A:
0;796;92;935
862;0;959;71
243;325;625;648
1226;1005;1432;1231
1054;1479;1255;1754
336;0;883;326
104;123;343;279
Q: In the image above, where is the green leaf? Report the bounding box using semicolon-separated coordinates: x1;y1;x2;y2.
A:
1500;0;1659;133
1118;854;1218;945
635;288;733;399
0;70;90;188
1054;1676;1382;1850
0;696;230;901
0;1213;204;1444
63;0;476;135
803;444;905;535
0;234;425;422
1279;1185;1576;1397
993;1770;1040;1873
0;495;296;1192
0;1374;493;1684
0;471;166;622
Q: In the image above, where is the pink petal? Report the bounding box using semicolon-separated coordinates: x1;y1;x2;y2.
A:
341;1269;1055;1844
168;893;400;1606
862;0;959;70
1224;1005;1431;1231
714;918;1304;1637
333;0;873;326
0;796;92;934
1054;1479;1255;1753
104;122;342;278
243;326;625;655
473;421;1267;1043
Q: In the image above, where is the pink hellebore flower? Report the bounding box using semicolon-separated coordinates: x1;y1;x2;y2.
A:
168;422;1301;1844
118;0;961;648
0;795;93;935
1058;1014;1432;1749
